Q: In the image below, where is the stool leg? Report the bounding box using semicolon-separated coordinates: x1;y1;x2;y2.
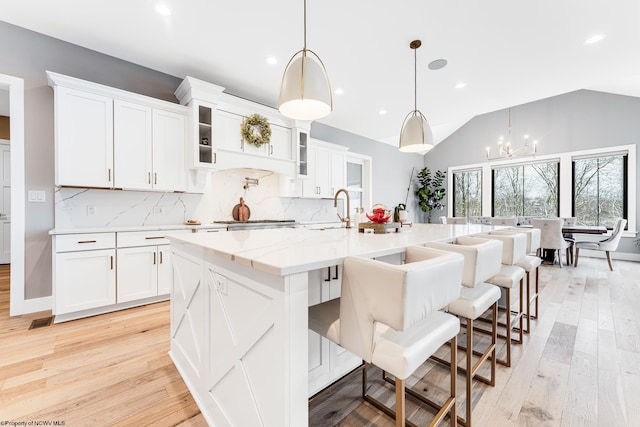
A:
525;270;531;333
395;377;405;427
466;318;472;427
450;335;457;427
504;288;512;367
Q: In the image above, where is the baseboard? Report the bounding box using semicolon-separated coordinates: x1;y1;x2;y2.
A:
10;296;52;316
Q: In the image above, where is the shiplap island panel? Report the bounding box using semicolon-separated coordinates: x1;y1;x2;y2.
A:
167;223;498;427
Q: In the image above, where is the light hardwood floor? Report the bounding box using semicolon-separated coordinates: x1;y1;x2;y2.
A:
1;257;638;426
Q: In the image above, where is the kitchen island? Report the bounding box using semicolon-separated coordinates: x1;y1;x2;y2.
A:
167;223;496;427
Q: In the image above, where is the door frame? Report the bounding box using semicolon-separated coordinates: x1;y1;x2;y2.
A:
0;73;27;315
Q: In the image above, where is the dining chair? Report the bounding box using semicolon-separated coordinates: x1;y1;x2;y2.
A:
490;217;517;227
574;218;627;271
517;216;533;226
447;216;468;224
308;247;464;427
532;218;570;267
562;217;577;265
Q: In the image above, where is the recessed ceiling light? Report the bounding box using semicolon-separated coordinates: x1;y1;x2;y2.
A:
378;109;387;115
334;88;344;95
584;34;606;45
455;82;467;89
155;4;171;16
266;57;278;65
428;59;448;70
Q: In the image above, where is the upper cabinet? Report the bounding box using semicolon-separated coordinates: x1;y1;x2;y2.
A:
175;76;307;178
48;71;188;192
55;87;114;188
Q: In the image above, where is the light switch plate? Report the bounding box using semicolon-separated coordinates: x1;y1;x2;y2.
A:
28;190;46;203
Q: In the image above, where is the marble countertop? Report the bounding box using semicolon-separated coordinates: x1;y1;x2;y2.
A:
168;223;498;276
49;223;228;235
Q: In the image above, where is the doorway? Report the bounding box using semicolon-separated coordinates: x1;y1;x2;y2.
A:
0;73;25;316
0;89;10;264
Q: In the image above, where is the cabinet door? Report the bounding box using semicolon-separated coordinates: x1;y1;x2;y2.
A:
268;124;293;161
117;246;158;303
214;110;244;152
55;87;113;188
315;147;332;198
157;246;172;295
114;100;153;190
152;109;186;191
302;145;318;198
330;150;346;196
55;249;116;314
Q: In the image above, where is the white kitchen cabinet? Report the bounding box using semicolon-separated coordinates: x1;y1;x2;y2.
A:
302;140;348;199
114;100;153;190
54;86;114;188
152;109;187;192
215;110;268;156
117;230;185;303
48;71;189;192
53;233;116;316
268;124;293;161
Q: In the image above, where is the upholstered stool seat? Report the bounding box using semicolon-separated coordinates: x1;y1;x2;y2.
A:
472;232;527;367
423;236;502;427
308;246;465;427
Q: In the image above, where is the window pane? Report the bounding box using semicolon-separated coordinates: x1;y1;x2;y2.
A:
573;155;625;228
453;170;481;218
346;162;362;187
493;166;523;216
492;161;559;217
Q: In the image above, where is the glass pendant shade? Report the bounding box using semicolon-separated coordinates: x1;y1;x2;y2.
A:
278;50;332;120
399;110;434;153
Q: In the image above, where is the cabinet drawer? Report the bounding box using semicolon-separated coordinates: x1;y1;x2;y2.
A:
117;229;189;248
55;233;116;253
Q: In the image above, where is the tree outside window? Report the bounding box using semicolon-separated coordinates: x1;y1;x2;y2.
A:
573;155;626;229
492;161;559;217
453;170;482;219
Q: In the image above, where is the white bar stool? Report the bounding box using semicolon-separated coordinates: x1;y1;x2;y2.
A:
422;236;502;427
308;247;464;427
472;232;527;367
490;228;542;333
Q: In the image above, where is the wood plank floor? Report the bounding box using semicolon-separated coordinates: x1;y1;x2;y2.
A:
1;257;638;426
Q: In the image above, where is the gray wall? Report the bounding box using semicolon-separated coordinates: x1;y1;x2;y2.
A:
424;89;640;254
0;20;422;299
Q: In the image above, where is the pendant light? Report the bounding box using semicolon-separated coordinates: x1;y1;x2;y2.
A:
278;0;333;121
399;40;434;153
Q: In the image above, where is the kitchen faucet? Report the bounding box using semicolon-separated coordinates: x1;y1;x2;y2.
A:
333;188;351;228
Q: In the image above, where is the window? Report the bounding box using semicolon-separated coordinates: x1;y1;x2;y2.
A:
573;154;627;229
453;169;482;218
492;161;559;217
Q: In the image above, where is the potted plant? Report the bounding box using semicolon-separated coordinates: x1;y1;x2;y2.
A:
415;167;446;223
393;203;407;223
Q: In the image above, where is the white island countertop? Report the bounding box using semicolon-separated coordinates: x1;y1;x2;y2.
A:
168;223;498;276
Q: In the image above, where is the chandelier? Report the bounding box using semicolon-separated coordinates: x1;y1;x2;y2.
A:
486;108;537;160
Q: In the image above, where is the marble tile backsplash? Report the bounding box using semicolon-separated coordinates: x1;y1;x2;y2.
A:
54;168;340;229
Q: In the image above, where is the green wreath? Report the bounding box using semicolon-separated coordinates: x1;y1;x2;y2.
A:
241;114;272;147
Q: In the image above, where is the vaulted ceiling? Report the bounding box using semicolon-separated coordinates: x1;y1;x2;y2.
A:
3;0;640;148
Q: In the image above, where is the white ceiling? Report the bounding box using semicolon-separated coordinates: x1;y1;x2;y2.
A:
3;0;640;148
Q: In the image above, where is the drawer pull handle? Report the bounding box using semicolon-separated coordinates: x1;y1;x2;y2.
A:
324;266;331;282
159;251;163;264
78;240;97;244
108;169;112;182
110;256;114;270
154;173;157;185
148;172;151;184
333;265;339;280
153;252;157;265
145;236;165;240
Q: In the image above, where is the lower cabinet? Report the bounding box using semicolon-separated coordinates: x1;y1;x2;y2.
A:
54;233;116;315
116;244;171;303
52;229;187;322
308;265;361;396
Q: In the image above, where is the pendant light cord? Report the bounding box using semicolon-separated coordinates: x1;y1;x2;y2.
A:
303;0;307;50
414;45;417;111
